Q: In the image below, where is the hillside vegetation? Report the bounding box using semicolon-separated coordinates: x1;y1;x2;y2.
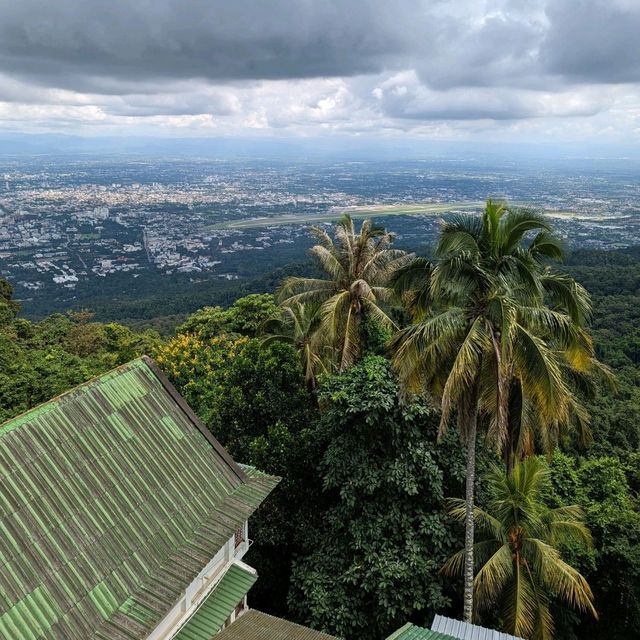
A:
1;211;638;640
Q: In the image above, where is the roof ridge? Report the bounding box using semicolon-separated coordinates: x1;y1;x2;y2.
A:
0;356;148;438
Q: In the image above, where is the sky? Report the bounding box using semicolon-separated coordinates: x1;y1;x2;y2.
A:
1;0;639;144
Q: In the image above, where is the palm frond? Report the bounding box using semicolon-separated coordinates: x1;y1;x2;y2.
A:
512;323;568;419
309;245;345;281
501;555;538;639
446;497;503;539
530;231;564;262
440;317;489;435
388;309;467;383
541;272;591;325
436;214;483;258
500;208;551;254
362;298;396;331
389;256;434;316
473;543;513;612
277;276;336;300
525;538;597;618
310;225;335;250
338;301;360;371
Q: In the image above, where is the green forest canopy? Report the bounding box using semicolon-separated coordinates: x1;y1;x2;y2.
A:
0;243;638;640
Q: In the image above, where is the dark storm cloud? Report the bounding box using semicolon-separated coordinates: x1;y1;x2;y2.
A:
0;0;425;90
0;0;638;132
542;0;640;83
0;0;636;92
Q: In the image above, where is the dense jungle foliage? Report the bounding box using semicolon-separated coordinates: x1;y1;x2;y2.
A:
1;238;638;640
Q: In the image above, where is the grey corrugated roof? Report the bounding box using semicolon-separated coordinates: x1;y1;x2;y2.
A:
216;610;341;640
431;615;524;640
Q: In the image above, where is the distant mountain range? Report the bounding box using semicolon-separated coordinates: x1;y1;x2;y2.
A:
3;131;640;161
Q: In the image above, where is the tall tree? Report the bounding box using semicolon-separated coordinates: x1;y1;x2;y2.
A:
443;458;597;640
178;294;279;339
289;356;465;639
278;214;410;372
389;200;599;621
260;302;327;389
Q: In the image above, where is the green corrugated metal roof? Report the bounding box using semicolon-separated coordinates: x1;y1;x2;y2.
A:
173;563;257;640
216;610;341;640
387;623;457;640
0;357;280;640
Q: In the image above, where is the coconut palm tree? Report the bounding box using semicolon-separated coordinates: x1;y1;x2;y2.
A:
442;457;597;639
260;302;328;390
440;205;611;468
278;214;410;372
388;200;600;621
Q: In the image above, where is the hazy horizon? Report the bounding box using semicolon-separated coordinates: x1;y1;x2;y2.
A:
3;131;640;163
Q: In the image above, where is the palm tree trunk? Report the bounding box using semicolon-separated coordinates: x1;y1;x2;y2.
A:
463;406;477;623
490;327;508;455
505;442;513;474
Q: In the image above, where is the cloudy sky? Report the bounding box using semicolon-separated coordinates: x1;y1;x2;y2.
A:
1;0;639;143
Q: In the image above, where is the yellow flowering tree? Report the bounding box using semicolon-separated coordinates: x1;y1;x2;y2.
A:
154;331;313;456
155;333;247;393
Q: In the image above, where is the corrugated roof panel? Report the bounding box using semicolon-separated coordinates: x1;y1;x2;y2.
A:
387;622;457;640
173;563;257;640
216;609;341;640
1;357;280;639
431;615;524;640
